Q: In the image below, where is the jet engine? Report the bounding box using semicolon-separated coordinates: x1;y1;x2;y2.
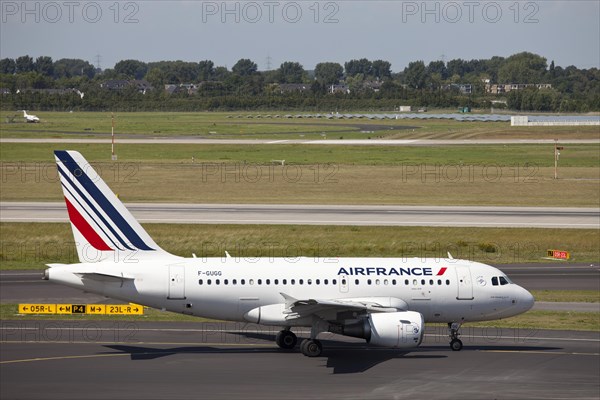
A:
334;311;424;348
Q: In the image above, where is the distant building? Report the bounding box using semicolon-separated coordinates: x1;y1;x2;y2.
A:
131;80;154;94
441;83;472;95
16;88;84;98
100;80;130;90
278;83;310;93
101;79;154;94
329;84;350;94
363;80;383;92
485;83;552;94
164;83;200;95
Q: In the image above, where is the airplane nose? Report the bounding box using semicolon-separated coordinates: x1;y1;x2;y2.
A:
519;287;535;312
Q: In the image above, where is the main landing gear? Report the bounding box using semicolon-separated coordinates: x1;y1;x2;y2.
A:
276;319;327;357
448;322;463;351
300;339;322;357
275;329;323;357
275;329;297;350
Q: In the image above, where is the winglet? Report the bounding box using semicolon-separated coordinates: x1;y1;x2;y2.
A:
279;292;298;309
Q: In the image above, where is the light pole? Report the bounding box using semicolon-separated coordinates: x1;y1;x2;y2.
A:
554;139;564;180
111;112;117;161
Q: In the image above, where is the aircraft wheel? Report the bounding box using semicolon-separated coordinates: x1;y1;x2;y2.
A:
450;339;463;351
300;339;322;357
275;330;297;350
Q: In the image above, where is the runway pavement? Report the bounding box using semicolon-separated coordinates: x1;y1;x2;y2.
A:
2;202;599;228
2;138;600;145
1;320;598;399
2;264;598;308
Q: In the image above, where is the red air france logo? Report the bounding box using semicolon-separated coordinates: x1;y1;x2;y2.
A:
337;266;450;276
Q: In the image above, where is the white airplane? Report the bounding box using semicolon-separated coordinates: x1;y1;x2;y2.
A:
22;110;40;123
45;150;535;357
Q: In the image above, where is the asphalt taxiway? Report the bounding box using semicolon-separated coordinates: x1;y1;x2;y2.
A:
1;320;599;399
2;202;599;229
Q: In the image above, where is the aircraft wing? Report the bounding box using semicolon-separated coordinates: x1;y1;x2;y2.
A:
280;293;406;321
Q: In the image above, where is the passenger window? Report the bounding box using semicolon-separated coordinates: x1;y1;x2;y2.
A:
405;279;409;285
446;279;450;285
384;279;389;285
291;279;295;285
492;277;498;286
299;279;304;285
341;279;346;285
249;279;254;285
224;279;228;285
437;279;442;285
355;279;359;285
307;279;312;285
274;279;278;285
499;276;509;285
233;279;237;285
198;279;203;285
207;279;212;285
421;279;425;285
257;279;262;285
368;279;372;285
266;279;270;285
376;279;380;285
283;279;287;285
316;279;320;285
241;279;245;285
413;279;418;286
429;279;434;285
333;279;337;285
392;279;397;285
324;279;328;285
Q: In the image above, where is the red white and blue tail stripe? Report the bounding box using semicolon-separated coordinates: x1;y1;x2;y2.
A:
55;150;173;262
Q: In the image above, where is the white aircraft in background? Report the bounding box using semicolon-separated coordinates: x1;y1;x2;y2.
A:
22;110;40;123
45;151;535;357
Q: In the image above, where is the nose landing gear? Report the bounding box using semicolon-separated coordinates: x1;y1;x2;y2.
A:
448;322;463;351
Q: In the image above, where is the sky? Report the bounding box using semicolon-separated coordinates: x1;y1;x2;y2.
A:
1;0;599;72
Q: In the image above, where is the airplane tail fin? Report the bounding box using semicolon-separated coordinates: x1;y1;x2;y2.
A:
54;150;177;263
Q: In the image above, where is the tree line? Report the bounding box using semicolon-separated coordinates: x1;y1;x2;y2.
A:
1;52;598;112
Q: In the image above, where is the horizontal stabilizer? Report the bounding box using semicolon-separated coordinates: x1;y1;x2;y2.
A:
74;272;135;283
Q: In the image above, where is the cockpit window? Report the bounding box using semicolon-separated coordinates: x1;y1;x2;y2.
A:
491;277;498;286
499;276;509;285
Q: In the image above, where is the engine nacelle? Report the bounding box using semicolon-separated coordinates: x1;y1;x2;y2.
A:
336;311;424;348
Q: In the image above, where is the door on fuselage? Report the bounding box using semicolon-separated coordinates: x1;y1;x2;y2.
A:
168;264;186;299
455;265;474;300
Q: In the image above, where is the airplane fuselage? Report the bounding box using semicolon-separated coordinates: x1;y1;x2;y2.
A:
48;257;533;326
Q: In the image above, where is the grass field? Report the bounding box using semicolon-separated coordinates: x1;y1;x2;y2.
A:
1;111;599;140
1;222;598;269
531;290;599;303
2;143;599;206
